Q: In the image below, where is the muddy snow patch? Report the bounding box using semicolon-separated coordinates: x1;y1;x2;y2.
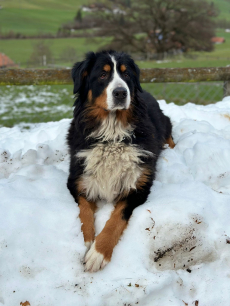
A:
149;215;218;271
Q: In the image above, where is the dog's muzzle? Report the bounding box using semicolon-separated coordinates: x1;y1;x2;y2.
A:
112;87;128;108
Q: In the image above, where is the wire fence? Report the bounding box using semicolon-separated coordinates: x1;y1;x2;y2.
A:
0;82;228;128
0;67;229;127
143;81;225;105
1;66;229;103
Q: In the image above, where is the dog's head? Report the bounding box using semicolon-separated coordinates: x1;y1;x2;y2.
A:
72;50;142;111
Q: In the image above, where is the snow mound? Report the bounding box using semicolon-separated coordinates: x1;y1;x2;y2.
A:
1;98;230;306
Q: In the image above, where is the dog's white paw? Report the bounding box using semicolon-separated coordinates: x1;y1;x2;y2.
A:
84;242;109;272
85;241;93;251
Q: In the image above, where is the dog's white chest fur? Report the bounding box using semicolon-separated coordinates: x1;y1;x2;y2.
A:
78;142;150;202
76;113;152;202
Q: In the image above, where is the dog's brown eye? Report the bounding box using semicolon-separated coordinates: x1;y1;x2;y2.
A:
100;72;107;79
124;73;129;78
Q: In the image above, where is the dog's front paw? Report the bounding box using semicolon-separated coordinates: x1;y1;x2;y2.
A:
85;241;93;251
84;241;109;272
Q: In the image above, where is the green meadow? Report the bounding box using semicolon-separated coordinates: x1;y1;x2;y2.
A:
0;37;111;66
0;0;84;35
0;29;229;68
0;30;230;68
0;0;230;35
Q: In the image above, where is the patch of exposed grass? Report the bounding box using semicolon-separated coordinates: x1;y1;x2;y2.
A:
0;85;73;127
0;82;224;128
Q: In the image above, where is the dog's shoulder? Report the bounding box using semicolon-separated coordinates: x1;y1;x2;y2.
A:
136;90;172;143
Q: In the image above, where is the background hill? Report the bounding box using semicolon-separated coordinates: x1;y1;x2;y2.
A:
0;0;230;35
0;0;230;70
0;0;85;35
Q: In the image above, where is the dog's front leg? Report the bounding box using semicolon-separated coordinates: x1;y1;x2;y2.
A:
78;195;97;250
84;200;128;272
84;170;153;272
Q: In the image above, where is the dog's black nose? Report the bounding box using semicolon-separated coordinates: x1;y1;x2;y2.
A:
112;87;127;99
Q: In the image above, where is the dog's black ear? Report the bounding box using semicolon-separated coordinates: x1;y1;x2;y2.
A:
72;61;85;94
131;61;143;93
72;52;96;94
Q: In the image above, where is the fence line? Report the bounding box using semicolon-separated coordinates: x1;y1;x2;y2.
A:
1;67;230;96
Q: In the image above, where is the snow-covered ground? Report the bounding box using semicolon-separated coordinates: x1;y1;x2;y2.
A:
0;85;73;128
1;97;230;306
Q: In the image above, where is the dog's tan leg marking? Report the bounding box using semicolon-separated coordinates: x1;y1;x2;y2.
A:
165;136;175;148
85;201;127;272
78;196;97;249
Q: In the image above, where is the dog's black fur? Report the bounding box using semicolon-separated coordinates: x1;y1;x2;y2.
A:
66;50;174;271
67;50;173;219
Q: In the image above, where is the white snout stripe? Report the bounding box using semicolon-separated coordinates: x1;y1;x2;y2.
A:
106;56;131;110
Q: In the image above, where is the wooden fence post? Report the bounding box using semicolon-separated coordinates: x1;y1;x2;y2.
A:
224;81;230;97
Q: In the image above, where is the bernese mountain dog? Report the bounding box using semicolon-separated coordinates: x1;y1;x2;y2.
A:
67;50;175;272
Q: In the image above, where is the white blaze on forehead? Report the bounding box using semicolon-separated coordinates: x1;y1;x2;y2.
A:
106;55;131;110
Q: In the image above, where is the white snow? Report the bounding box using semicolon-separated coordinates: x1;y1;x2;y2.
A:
1;97;230;306
0;86;72;125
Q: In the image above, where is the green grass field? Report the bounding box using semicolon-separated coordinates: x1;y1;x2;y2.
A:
212;0;230;20
0;37;111;67
0;0;230;35
0;0;86;35
0;29;229;69
0;0;230;69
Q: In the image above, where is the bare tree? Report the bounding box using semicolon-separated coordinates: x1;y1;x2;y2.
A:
30;41;53;66
95;0;218;58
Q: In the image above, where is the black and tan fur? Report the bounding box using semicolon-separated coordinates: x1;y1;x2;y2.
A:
67;50;175;272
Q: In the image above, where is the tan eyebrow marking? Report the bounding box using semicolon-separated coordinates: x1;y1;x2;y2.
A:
103;64;111;72
120;64;126;72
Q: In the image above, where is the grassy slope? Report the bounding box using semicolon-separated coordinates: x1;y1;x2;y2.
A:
0;8;76;35
0;37;110;66
0;0;230;35
0;0;86;35
0;30;229;68
0;0;229;68
212;0;230;20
